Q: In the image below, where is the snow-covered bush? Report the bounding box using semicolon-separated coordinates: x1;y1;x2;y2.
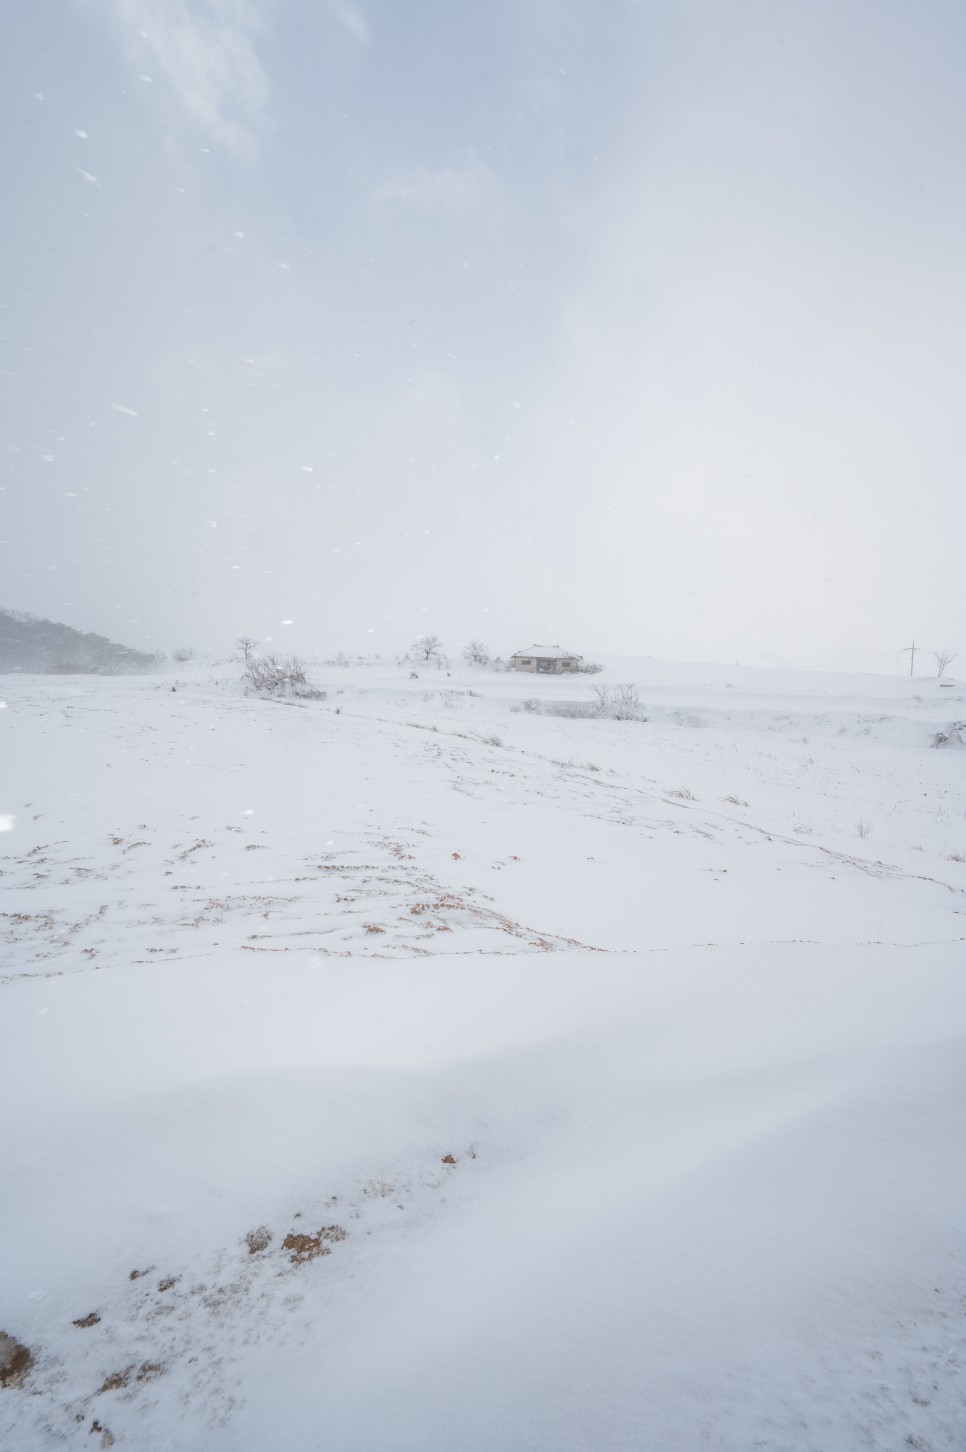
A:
593;684;645;721
243;653;325;699
932;723;966;748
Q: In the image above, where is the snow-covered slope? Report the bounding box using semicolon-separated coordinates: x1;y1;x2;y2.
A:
1;662;964;1450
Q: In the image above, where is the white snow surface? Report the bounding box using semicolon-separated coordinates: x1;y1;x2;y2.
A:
1;658;965;1450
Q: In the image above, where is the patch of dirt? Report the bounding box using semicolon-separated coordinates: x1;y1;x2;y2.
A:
98;1361;164;1394
98;1367;133;1394
245;1226;273;1255
72;1312;101;1329
282;1225;347;1264
0;1331;33;1388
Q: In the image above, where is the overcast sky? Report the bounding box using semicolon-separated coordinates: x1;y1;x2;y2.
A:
3;0;966;669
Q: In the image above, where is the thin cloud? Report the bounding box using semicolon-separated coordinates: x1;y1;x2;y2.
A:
373;159;500;219
328;0;370;48
103;0;274;154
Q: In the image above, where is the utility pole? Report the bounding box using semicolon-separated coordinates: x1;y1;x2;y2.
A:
904;641;917;676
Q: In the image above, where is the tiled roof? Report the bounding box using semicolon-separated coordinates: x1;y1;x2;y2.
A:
510;645;581;660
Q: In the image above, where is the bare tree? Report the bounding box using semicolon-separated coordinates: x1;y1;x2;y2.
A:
172;646;196;663
236;636;258;662
592;684;612;717
612;684;641;720
411;634;444;662
592;682;642;720
935;649;958;678
462;639;490;666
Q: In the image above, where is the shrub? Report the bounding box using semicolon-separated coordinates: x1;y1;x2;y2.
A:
172;647;196;663
243;653;325;699
933;724;966;748
593;683;645;720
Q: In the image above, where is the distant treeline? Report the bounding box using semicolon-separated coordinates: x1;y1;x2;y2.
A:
0;608;163;674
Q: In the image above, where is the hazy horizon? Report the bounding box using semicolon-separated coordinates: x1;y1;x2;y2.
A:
3;1;966;672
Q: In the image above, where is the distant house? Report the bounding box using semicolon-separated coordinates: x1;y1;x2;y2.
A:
510;645;582;674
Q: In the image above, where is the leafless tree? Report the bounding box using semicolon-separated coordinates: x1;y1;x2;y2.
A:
462;639;490;666
236;636;258;662
172;646;196;663
612;684;641;719
934;649;958;677
592;684;612;716
412;634;444;662
593;682;642;720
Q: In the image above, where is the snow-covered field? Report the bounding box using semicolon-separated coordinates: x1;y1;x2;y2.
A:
2;658;965;1450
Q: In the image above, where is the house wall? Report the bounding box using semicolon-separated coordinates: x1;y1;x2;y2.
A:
512;657;579;673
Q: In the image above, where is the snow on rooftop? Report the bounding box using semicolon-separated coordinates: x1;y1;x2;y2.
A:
511;644;581;659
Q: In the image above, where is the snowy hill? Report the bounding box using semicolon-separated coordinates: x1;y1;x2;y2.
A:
1;660;964;1450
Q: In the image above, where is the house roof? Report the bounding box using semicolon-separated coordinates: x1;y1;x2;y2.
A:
510;644;581;660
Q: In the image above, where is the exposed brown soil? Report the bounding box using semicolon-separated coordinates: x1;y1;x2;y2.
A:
73;1312;101;1329
98;1367;133;1394
246;1226;273;1255
98;1361;164;1394
0;1332;33;1388
282;1225;347;1264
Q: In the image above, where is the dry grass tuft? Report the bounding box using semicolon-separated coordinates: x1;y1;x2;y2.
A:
282;1226;347;1264
0;1332;33;1388
97;1367;133;1394
136;1362;165;1383
72;1312;101;1329
98;1361;165;1394
245;1226;273;1255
